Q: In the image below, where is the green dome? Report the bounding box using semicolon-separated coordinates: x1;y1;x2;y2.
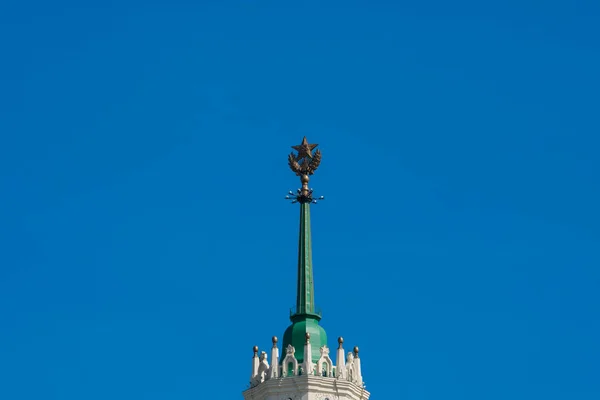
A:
282;316;328;364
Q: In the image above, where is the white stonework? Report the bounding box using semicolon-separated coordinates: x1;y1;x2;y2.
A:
244;342;369;400
243;375;369;400
316;346;333;378
281;345;299;378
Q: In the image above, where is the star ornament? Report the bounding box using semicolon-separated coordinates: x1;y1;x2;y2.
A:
291;137;318;160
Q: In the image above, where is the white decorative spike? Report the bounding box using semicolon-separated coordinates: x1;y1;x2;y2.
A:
303;334;314;375
336;338;346;380
270;338;279;378
251;347;259;381
354;347;363;386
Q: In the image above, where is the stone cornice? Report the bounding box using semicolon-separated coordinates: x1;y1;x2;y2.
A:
243;375;370;400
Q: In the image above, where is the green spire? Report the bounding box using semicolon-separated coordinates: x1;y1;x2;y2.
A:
282;137;327;365
296;202;315;316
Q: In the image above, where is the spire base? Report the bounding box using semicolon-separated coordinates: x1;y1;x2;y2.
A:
290;306;322;322
282;316;328;365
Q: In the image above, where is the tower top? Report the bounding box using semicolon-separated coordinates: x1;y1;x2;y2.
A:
243;138;369;400
282;137;326;364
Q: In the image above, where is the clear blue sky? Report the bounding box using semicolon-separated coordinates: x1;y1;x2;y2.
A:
1;1;599;399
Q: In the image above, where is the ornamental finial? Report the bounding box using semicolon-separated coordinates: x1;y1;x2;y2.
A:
286;137;324;204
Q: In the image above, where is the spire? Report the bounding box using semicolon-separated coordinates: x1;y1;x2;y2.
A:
296;200;315;315
242;138;370;400
282;137;327;364
286;136;324;317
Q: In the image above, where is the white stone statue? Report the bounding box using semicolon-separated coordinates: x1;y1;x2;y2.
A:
286;344;295;355
346;352;355;382
256;351;270;383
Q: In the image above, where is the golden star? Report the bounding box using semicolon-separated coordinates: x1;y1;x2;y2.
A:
291;137;318;160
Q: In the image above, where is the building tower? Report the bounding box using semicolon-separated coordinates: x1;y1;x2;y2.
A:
242;138;370;400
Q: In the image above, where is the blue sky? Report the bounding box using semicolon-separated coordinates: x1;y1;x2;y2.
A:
1;1;599;399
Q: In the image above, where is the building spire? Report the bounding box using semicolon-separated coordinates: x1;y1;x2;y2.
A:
242;138;369;400
286;137;324;317
282;137;327;364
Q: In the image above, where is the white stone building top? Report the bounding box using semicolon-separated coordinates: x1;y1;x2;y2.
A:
244;335;369;400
